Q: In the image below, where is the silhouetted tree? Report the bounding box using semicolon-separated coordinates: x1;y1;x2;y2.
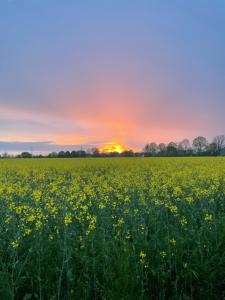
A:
178;139;190;152
77;150;86;157
2;152;9;158
213;135;225;154
20;152;32;158
144;144;150;153
48;152;58;158
89;147;100;157
158;143;166;153
192;136;208;154
71;151;79;157
58;151;65;158
144;142;158;156
65;151;71;158
207;143;217;155
149;143;158;155
167;142;178;155
108;151;120;157
121;150;134;157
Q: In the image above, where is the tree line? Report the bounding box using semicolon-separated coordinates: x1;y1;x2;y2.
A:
19;149;137;158
144;135;225;156
0;135;225;159
0;149;137;159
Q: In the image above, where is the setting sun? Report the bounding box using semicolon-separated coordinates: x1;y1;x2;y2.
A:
101;142;126;153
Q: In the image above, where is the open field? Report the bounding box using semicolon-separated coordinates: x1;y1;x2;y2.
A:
1;157;225;299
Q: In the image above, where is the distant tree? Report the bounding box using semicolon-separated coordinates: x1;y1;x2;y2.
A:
192;136;208;153
107;151;120;157
71;151;79;157
144;144;150;153
134;152;142;157
207;143;217;155
167;141;177;149
20;152;32;158
213;135;225;154
178;139;190;152
144;142;158;156
58;151;65;158
121;150;134;157
167;142;178;155
65;151;71;158
158;143;166;153
77;150;86;157
48;152;58;158
142;135;225;157
89;147;100;157
149;143;158;155
2;152;9;158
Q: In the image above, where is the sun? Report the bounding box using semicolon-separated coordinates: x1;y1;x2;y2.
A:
101;142;126;153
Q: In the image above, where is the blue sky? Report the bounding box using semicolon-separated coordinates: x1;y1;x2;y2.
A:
0;0;224;152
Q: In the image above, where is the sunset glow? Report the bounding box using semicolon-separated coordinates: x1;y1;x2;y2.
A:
0;1;224;153
101;142;126;153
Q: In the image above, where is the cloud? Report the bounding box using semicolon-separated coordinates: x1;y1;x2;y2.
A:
0;141;92;154
0;103;99;144
0;0;224;151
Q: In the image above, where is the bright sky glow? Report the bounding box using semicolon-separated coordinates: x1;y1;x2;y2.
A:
0;1;224;152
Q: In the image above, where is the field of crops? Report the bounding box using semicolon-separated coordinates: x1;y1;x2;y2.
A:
0;157;225;299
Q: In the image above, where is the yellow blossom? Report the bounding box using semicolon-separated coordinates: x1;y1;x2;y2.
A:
170;238;176;246
64;213;72;225
205;213;213;222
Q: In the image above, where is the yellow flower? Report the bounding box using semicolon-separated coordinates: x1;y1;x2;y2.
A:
98;203;105;209
125;230;131;240
169;205;178;214
23;228;32;236
160;251;167;258
139;224;145;233
139;251;146;259
174;187;182;195
180;216;187;226
154;199;163;206
5;216;12;224
48;234;54;240
33;190;42;203
139;251;147;264
186;196;193;204
205;213;213;222
114;218;125;227
64;213;72;225
124;196;130;203
27;215;36;222
86;216;97;235
170;238;176;246
133;208;138;215
35;220;43;229
11;238;19;249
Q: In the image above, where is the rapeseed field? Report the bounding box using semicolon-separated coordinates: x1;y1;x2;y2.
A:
0;157;225;299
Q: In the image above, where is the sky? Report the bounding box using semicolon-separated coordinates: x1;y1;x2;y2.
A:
0;0;225;153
